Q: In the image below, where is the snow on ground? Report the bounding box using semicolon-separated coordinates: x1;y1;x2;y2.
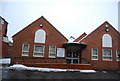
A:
80;70;96;73
0;58;11;64
7;64;96;73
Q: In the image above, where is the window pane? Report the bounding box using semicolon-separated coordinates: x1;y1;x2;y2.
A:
93;48;97;55
22;52;28;55
73;59;78;64
73;52;78;57
34;29;46;43
102;34;112;47
117;50;120;61
103;49;112;60
66;59;71;64
67;52;72;57
35;45;44;52
22;44;29;56
104;50;111;56
34;53;43;56
117;50;120;56
34;45;44;56
50;46;55;53
103;57;112;60
92;48;98;60
92;56;98;59
49;53;55;57
117;57;120;61
23;44;29;51
49;46;56;57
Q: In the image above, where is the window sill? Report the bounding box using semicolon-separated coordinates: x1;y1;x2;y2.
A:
49;56;56;58
103;60;112;61
33;56;44;57
22;55;29;56
92;59;98;61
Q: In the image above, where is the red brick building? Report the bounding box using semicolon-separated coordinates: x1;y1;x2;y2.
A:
74;21;120;70
12;16;68;64
0;16;12;58
12;16;120;70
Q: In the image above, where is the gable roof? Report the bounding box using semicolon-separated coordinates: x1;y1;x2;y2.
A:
12;16;68;41
79;21;120;42
0;16;8;24
74;32;87;42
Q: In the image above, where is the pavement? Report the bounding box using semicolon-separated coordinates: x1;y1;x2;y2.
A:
1;65;120;81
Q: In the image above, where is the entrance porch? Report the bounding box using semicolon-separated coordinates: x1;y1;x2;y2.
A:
63;43;87;64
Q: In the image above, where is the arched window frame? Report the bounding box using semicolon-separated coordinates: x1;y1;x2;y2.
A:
102;34;112;47
34;29;46;43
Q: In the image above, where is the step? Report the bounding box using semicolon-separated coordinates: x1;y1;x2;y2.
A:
14;63;93;70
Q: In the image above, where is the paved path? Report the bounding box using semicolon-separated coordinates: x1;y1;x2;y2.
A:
1;69;120;80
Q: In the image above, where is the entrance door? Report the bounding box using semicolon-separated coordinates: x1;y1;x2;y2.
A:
66;51;79;64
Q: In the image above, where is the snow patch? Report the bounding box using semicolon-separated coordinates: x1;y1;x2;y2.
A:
7;64;96;73
3;37;9;43
0;58;11;64
80;70;96;73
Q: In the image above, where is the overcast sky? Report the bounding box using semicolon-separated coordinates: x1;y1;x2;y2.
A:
0;0;119;41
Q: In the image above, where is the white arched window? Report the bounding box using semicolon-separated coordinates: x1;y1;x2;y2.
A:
102;34;112;47
34;29;46;43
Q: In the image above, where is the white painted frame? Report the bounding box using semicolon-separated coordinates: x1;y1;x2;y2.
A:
34;29;46;43
22;44;30;56
102;49;112;61
91;48;98;60
116;49;120;61
33;45;45;57
49;46;56;58
102;34;112;47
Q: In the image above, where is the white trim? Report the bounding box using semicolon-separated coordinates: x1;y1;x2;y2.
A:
34;29;46;43
102;34;112;47
22;44;30;56
91;48;98;60
102;49;112;61
33;45;45;57
116;49;120;61
49;46;56;58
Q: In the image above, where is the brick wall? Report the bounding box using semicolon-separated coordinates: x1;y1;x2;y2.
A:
12;16;68;63
80;21;120;70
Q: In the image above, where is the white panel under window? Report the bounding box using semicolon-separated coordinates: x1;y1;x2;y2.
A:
103;49;112;60
22;44;29;56
102;34;112;47
92;48;98;60
34;29;46;43
49;46;56;58
116;50;120;61
34;45;44;57
57;48;65;57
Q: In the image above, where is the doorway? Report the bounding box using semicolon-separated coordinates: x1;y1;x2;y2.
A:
66;51;79;64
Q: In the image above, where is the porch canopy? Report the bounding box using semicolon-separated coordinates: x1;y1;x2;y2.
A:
63;42;87;48
63;42;87;52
